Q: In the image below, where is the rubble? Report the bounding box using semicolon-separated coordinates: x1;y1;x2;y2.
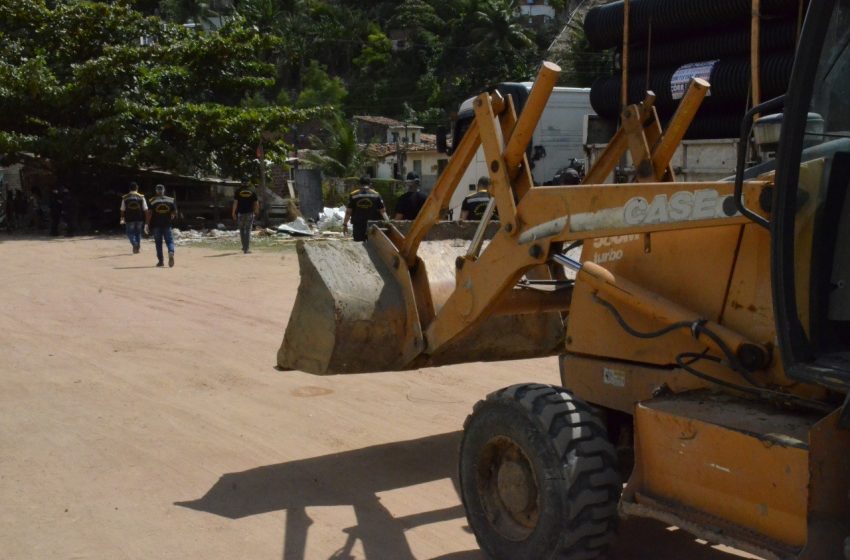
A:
170;221;344;247
317;206;346;231
277;217;314;237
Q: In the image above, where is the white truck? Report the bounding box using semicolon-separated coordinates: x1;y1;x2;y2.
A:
447;82;752;222
447;83;593;219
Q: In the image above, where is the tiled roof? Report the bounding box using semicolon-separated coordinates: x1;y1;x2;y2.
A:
355;115;405;127
354;115;424;129
361;141;440;158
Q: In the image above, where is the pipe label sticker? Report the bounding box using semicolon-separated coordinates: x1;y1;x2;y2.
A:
671;60;717;100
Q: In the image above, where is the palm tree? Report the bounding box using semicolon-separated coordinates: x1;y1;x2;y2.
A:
302;114;375;181
468;0;535;53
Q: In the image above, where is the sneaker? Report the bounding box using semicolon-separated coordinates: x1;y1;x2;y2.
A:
244;250;252;254
168;253;174;267
156;261;164;267
133;245;140;254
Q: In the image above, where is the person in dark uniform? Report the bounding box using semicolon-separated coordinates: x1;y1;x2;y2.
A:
342;176;389;241
561;167;581;185
49;187;62;236
60;186;76;237
6;189;17;232
120;182;149;254
461;176;496;221
394;172;427;220
231;183;259;254
15;190;28;230
146;184;177;267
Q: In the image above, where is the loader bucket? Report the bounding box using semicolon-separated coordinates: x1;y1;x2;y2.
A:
277;229;565;375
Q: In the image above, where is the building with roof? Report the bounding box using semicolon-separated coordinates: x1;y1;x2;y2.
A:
354;116;449;192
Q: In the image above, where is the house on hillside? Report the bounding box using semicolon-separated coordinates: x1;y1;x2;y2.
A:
519;0;557;28
354;116;449;192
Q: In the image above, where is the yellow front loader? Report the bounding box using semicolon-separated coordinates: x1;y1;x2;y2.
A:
278;0;850;557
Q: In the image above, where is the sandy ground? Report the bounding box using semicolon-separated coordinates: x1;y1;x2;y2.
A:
0;235;761;560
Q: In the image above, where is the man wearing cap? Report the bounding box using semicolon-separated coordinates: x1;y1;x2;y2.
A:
120;182;149;254
146;184;177;267
394;172;427;221
342;176;389;242
231;183;259;254
461;176;497;221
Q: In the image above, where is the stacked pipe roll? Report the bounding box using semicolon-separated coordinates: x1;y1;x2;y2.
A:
583;0;806;139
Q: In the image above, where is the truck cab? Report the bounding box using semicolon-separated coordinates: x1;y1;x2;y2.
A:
449;82;592;219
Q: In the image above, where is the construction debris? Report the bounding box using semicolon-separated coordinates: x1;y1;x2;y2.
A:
277;217;314;237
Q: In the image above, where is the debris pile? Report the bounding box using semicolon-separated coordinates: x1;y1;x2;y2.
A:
171;217;344;247
277;217;313;237
317;206;346;231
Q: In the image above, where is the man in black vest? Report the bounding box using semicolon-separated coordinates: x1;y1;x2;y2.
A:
120;182;149;254
231;183;259;254
145;184;177;267
342;176;388;241
461;176;497;221
394;172;427;220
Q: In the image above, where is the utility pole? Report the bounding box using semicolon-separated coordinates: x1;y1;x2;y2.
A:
401;123;409;179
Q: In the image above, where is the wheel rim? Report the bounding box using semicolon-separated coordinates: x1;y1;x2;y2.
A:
477;435;540;541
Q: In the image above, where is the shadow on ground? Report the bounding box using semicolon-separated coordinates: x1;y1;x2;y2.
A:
177;432;759;560
177;432;468;560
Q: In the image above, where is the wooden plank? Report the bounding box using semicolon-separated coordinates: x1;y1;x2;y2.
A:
751;0;762;107
653;78;709;179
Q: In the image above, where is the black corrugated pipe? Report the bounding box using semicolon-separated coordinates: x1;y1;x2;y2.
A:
584;0;804;50
627;18;798;72
590;53;794;118
591;111;746;140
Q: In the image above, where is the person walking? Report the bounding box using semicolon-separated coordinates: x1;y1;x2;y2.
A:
60;187;76;237
146;184;177;267
460;176;496;221
231;183;259;254
342;176;389;242
120;182;148;254
15;190;29;230
393;172;427;220
6;189;17;232
48;187;62;236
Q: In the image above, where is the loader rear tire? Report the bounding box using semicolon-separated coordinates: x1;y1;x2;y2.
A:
459;383;621;560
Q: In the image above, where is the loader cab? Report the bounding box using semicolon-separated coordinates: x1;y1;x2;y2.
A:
772;0;850;401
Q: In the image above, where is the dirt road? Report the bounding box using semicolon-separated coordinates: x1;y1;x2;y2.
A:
0;236;759;559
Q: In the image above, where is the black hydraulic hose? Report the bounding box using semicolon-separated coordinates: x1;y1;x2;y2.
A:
676;352;834;411
593;293;698;339
592;295;830;410
592;293;760;387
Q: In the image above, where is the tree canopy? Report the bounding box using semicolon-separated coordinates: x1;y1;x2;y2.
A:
1;0;590;184
0;0;325;182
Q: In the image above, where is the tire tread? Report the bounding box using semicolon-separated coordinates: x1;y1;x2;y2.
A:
461;383;621;559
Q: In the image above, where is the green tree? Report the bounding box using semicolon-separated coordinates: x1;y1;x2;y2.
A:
468;0;534;53
551;23;613;87
294;60;348;110
301;114;375;179
434;0;540;111
0;0;326;186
